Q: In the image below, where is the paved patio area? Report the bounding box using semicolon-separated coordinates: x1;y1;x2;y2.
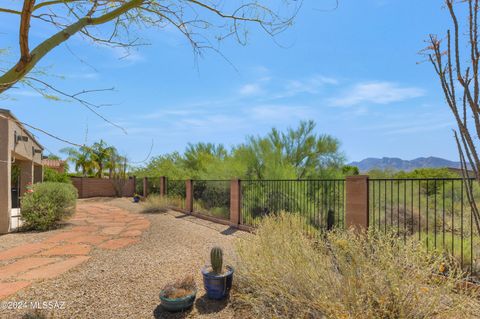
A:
0;198;243;318
0;202;150;300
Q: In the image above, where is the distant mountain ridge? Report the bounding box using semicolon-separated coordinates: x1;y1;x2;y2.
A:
349;157;463;172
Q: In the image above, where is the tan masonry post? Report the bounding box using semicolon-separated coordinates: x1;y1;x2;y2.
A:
185;179;193;213
230;179;241;227
143;177;148;198
159;176;166;197
345;175;369;231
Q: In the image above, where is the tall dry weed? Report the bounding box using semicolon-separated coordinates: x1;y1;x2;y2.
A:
234;212;480;319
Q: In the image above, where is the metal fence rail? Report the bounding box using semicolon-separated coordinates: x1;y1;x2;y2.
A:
192;180;230;220
146;177;160;195
369;178;479;274
135;177;144;196
240;179;345;235
166;179;186;210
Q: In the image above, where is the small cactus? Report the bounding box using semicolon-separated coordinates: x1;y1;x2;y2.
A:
210;246;223;274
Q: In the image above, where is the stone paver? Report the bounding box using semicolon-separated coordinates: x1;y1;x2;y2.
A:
0;242;56;261
0;257;59;278
19;256;91;280
0;202;150;300
40;244;92;256
101;226;125;235
0;282;31;299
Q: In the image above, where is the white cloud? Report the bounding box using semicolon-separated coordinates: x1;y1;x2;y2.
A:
271;75;338;99
250;104;314;122
329;81;425;107
239;83;263;96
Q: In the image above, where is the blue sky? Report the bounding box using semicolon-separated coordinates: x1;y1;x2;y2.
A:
1;0;460;164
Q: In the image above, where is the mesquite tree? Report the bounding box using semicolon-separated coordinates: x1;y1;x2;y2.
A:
0;1;299;96
427;0;480;235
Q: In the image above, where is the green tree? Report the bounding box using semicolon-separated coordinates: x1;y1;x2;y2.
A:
90;140;117;178
60;146;94;176
133;120;345;180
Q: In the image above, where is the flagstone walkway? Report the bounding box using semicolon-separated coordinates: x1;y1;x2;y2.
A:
0;203;150;300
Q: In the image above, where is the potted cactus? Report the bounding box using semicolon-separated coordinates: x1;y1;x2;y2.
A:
201;246;234;300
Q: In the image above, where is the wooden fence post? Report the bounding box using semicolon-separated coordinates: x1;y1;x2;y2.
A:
185;179;193;213
345;175;369;231
143;177;148;198
159;176;166;197
230;179;241;227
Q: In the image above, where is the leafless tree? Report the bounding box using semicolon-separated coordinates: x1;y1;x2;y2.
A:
0;1;300;110
426;0;480;236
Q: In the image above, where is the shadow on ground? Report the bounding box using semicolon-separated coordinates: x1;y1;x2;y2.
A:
152;294;229;318
195;294;229;314
220;227;238;236
153;304;192;319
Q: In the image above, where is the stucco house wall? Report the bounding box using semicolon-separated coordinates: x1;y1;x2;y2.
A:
0;109;43;234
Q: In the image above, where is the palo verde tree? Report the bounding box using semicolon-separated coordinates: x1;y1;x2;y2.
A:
0;1;300;98
426;0;480;235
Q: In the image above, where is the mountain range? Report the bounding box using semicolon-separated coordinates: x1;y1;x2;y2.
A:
349;157;463;172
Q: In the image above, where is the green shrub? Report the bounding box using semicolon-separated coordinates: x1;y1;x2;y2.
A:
21;182;78;231
235;213;480;319
43;167;71;183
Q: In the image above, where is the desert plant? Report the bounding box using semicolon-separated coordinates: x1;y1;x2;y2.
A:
161;275;197;299
42;167;71;184
234;212;480;319
211;247;223;274
20;182;78;231
160;275;197;312
141;195;183;214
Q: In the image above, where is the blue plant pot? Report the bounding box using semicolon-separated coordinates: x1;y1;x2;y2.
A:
159;288;197;312
201;265;234;300
133;196;140;203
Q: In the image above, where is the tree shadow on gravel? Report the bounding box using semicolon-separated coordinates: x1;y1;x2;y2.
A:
220;227;238;236
153;304;192;319
195;294;229;314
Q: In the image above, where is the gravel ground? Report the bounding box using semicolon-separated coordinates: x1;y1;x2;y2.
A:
1;198;249;319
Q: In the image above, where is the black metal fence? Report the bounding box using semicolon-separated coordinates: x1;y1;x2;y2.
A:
146;177;161;195
135;177;144;195
369;178;479;274
166;179;186;210
240;179;345;235
192;180;230;220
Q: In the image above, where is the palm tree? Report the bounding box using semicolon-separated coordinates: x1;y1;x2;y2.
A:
60;146;94;176
90;140;117;178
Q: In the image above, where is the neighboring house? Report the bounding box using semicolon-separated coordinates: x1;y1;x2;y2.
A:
0;109;44;234
42;158;66;173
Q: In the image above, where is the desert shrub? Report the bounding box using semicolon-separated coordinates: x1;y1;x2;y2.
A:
234;212;480;319
21;182;77;231
42;167;71;183
141;195;183;213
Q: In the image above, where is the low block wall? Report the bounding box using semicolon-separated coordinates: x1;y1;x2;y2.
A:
71;177;135;198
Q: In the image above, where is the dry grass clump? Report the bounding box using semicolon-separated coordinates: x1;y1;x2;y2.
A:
161;275;197;299
141;195;183;214
234;212;480;319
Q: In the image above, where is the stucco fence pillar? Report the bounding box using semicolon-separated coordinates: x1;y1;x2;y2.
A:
345;175;369;232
